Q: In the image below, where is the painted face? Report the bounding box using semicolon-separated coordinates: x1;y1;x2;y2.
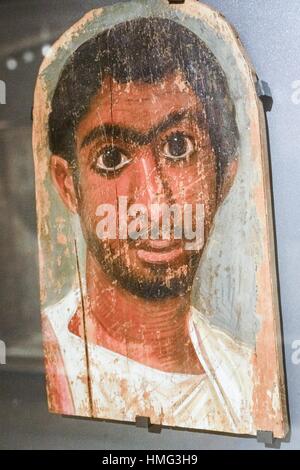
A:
73;72;217;299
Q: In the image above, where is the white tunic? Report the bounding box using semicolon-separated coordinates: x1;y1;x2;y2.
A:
43;289;255;435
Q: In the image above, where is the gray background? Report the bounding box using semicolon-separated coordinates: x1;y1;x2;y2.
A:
0;0;299;449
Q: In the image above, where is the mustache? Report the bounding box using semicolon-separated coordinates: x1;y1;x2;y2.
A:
87;234;200;300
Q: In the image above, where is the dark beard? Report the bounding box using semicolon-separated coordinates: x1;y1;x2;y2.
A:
85;232;200;300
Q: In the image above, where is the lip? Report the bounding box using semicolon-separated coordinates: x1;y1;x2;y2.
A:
147;239;176;250
136;241;183;264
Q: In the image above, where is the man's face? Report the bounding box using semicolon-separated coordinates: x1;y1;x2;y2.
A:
67;72;217;298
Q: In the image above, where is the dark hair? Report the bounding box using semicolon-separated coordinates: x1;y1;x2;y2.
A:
49;17;238;184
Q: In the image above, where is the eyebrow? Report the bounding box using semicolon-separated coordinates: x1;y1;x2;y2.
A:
80;108;204;150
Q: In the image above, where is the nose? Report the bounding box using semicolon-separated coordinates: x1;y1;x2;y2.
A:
131;146;169;207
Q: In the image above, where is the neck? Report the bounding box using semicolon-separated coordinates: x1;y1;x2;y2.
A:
71;252;203;375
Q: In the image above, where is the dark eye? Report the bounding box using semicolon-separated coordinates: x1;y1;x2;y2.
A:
94;146;131;173
162;132;195;161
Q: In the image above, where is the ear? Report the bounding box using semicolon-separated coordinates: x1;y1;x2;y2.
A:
50;155;78;213
218;158;238;203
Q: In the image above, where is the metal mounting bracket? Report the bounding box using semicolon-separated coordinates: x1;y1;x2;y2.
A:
257;430;284;449
257;430;274;445
135;416;162;434
256;79;273;112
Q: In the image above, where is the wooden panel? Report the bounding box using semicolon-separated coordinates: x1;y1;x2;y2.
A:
32;0;288;438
